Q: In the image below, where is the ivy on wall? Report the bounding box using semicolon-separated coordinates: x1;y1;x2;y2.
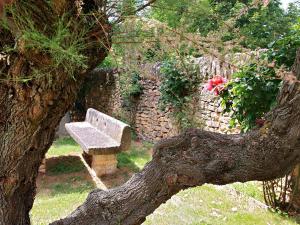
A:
159;58;202;130
120;71;143;108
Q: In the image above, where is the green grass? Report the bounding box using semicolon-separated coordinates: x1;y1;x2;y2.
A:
144;185;297;225
47;137;81;157
31;176;94;225
117;141;153;171
230;182;264;202
47;157;86;176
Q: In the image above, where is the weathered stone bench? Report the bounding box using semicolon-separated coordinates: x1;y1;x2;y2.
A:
65;108;131;176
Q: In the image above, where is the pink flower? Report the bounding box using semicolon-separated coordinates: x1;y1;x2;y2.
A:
205;76;227;96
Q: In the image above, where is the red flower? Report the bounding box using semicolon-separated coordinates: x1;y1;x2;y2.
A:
205;75;227;96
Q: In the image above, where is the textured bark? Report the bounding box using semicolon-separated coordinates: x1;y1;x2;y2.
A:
51;50;300;225
0;1;110;224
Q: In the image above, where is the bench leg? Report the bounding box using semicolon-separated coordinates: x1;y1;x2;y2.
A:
91;154;118;176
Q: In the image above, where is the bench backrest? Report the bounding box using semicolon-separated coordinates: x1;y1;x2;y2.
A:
85;108;131;151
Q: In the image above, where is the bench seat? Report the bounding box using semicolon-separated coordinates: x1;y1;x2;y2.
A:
65;108;131;176
65;122;120;155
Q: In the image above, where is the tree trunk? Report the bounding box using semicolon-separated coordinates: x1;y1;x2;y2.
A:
0;0;110;224
50;50;300;225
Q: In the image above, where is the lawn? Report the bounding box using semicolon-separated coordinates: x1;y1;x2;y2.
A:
31;137;298;225
31;175;94;225
46;138;81;157
145;185;296;225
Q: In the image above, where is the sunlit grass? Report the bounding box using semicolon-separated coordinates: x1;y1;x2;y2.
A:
31;176;94;225
231;181;264;202
144;185;297;225
47;137;81;157
33;138;298;225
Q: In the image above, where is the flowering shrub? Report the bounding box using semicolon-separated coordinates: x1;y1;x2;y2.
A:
219;63;281;132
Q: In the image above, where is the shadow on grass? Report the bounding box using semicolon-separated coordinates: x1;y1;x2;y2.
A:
52;137;78;148
49;178;94;196
46;155;85;176
117;141;153;172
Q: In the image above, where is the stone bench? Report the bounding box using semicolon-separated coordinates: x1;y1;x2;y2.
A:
65;108;131;176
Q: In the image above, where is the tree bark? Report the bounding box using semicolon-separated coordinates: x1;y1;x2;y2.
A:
0;1;110;224
50;50;300;225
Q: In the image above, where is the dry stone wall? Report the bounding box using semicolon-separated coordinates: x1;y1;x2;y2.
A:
134;79;178;141
70;52;262;141
131;78;239;142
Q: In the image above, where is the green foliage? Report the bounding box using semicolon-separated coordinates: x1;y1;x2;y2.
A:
121;0;137;16
150;0;300;49
120;71;143;106
2;2;91;82
20;15;88;79
150;0;212;33
267;17;300;69
99;55;118;68
159;59;201;129
220;63;281;132
219;13;299;132
238;0;294;49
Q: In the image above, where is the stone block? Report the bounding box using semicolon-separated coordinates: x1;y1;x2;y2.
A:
92;154;117;176
207;105;215;111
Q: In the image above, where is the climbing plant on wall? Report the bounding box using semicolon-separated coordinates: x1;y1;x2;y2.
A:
159;58;202;130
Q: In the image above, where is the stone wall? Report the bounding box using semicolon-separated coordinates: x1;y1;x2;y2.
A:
70;68;121;121
67;52;262;141
125;52;258;140
134;79;178;141
129;78;238;141
197;92;239;133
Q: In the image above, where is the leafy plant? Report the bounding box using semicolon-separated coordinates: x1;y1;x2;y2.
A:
120;71;143;107
2;2;90;82
220;63;281;132
267;17;300;69
159;58;201;130
20;15;88;79
219;16;299;132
